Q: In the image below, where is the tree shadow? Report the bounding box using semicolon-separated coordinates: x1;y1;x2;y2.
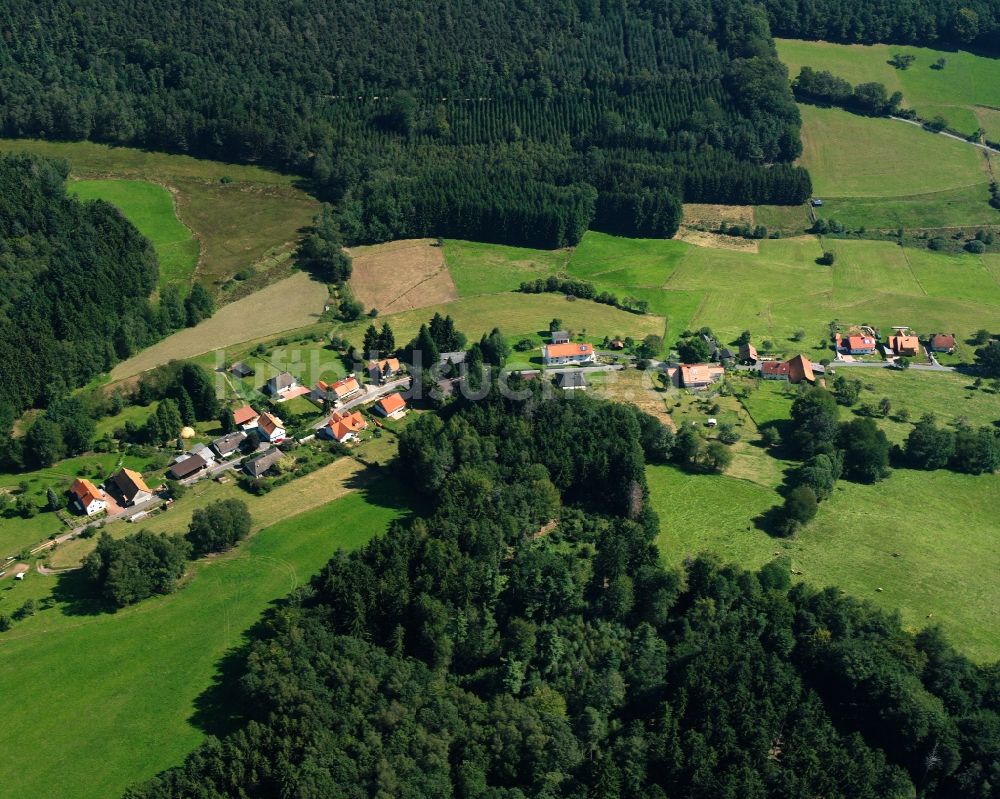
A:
50;568;113;616
188;637;255;737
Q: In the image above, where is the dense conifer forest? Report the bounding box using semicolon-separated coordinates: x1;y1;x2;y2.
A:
125;384;1000;799
0;0;810;246
0;154;158;417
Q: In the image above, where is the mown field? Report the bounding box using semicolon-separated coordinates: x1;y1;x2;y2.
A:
0;138;318;294
0;474;410;799
776;38;1000;138
69;179;200;293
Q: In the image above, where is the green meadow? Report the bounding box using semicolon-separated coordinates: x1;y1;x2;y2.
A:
70;179;200;293
0;476;408;799
443;239;569;296
776;38;1000;138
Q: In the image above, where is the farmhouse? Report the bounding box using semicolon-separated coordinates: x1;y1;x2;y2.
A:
168;454;207;481
838;334;877;355
739;342;759;363
243;448;283;478
368;358;401;385
551;330;571;345
374;392;408;419
232;404;260;430
786;353;816;384
679;363;725;389
211;430;247;458
888;334;920;357
718;347;736;367
263;371;298;397
69;478;107;516
554;370;588;391
761;360;791;380
257;412;286;443
323;410;369;443
109;468;153;507
929;333;956;353
230;362;254;378
543;342;595;366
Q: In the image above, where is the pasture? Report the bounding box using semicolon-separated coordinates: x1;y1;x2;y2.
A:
349;238;457;314
776;38;1000;138
444;239;569;296
0;474;409;799
70;179;200;293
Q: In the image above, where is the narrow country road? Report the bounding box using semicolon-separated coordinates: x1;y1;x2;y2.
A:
312;377;412;430
889;115;1000;155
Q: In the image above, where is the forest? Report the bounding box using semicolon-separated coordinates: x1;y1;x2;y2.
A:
125;383;999;799
0;0;810;247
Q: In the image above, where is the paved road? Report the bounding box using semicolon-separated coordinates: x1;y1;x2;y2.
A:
830;358;956;373
890;116;1000;155
312;377;411;430
28;492;169;557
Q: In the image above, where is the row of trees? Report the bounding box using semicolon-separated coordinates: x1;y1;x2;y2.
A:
520;276;649;314
793;67;904;116
126;383;999;798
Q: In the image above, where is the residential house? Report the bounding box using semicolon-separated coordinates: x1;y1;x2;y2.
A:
243;448;283;479
439;351;467;367
313;375;363;407
263;371;298;397
189;443;216;466
232;404;260;430
719;347;736;367
69;478;107;517
323;410;369;443
212;430;247;458
554;370;588;391
368;358;401;385
888;335;920;357
786;354;816;385
838;334;877;355
230;362;254;378
168;454;208;481
761;360;791;380
739;342;759;364
374;392;408;419
109;468;153;507
679;363;725;389
929;334;956;353
543;342;595;366
551;330;571;345
257;412;286;443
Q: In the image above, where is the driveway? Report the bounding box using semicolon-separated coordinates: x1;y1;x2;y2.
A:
313;377;412;430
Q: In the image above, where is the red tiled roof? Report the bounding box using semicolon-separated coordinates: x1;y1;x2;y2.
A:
786;354;815;384
70;478;103;506
762;360;790;377
327;410;368;441
679;363;724;385
846;335;876;350
376;392;407;415
233;405;259;426
930;334;956;350
258;412;284;436
545;342;594;358
330;376;362;398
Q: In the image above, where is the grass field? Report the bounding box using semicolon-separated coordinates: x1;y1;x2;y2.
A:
349;238;457;314
648;463;1000;662
0;138;318;294
444;239;569;296
813;184;999;231
797;105;991;198
776;39;1000;138
0;473;409;799
70;179;200;293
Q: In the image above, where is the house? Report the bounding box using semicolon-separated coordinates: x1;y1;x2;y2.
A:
374;392;408;419
232;404;260;430
230;362;254;378
888;335;920;357
929;333;956;353
323;410;369;443
719;347;736;367
679;363;725;389
761;360;791;380
257;412;286;443
786;354;816;385
263;371;298;397
609;338;625;351
554;370;588;391
109;468;153;507
189;443;216;466
212;430;247;458
243;448;283;479
168;454;208;481
368;358;401;385
69;478;107;517
543;342;595;366
439;351;467;367
701;333;720;361
840;334;877;355
314;375;363;406
739;342;759;363
551;330;571;345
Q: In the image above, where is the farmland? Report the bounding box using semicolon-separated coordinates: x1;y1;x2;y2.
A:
349;238;457;314
0;474;410;799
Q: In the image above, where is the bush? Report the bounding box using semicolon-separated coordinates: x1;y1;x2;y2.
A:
186;498;253;556
928;237;946;251
716;422;741;444
782;485;818;535
964;240;986;254
817;251;836;266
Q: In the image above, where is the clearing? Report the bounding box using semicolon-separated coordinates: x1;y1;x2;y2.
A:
349;238;457;314
69;179;200;293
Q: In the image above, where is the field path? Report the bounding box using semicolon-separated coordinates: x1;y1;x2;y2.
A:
109;272;328;381
890;115;1000;156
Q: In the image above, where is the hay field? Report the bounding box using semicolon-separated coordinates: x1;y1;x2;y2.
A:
348;238;457;314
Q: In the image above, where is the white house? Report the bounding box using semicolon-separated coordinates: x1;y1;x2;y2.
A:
543;342;595;366
69;478;108;517
257;412;286;443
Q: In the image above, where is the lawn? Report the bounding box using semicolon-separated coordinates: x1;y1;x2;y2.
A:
0;138;318;296
443;239;569;296
0;473;410;799
776;39;1000;138
648;463;1000;662
797;105;990;198
69;179;200;293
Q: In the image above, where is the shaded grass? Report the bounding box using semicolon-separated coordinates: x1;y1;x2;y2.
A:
69;179;200;293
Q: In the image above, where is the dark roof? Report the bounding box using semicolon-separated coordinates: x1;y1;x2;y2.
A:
554;370;588;389
244;448;283;478
109;468;150;501
930;333;956;349
439;351;467;364
168;454;208;480
719;347;735;361
264;372;296;393
230;362;254;377
212;430;247;456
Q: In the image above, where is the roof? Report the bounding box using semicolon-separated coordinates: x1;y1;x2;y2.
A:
230;362;253;377
786;354;815;384
439;351;466;364
889;335;920;352
257;412;284;436
679;363;725;385
369;358;400;375
719;347;735;361
545;342;594;359
551;330;569;339
739;342;758;360
327;376;361;399
244;448;283;478
70;478;103;506
212;430;247;455
168;454;207;480
232;405;259;426
327;410;368;441
930;333;956;349
265;372;296;392
376;392;407;415
761;360;791;377
846;335;876;350
554;370;588;389
111;468;150;499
